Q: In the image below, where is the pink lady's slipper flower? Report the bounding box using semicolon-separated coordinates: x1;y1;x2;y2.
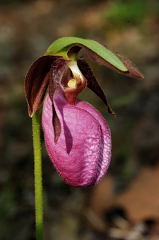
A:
25;37;143;186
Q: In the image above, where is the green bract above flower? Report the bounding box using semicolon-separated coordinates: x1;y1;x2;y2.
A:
46;36;127;71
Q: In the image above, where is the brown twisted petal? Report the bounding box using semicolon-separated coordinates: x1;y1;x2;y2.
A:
48;58;67;99
25;55;60;117
48;57;68;143
77;59;115;116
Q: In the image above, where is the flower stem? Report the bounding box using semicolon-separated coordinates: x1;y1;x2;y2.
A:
32;112;44;240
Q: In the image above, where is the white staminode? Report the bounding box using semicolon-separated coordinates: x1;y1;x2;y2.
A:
67;60;85;83
67;79;77;89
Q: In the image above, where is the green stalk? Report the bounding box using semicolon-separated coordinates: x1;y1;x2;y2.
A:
32;112;44;240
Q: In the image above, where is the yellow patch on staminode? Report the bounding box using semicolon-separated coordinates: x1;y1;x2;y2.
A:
67;79;77;89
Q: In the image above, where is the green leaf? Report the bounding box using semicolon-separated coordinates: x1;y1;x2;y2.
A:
46;37;128;72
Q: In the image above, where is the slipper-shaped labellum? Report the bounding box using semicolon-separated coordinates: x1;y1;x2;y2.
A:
25;37;144;186
42;92;111;186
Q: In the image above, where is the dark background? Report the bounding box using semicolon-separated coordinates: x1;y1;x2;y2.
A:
0;0;159;239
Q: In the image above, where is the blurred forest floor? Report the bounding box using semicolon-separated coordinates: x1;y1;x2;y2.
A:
0;0;159;240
